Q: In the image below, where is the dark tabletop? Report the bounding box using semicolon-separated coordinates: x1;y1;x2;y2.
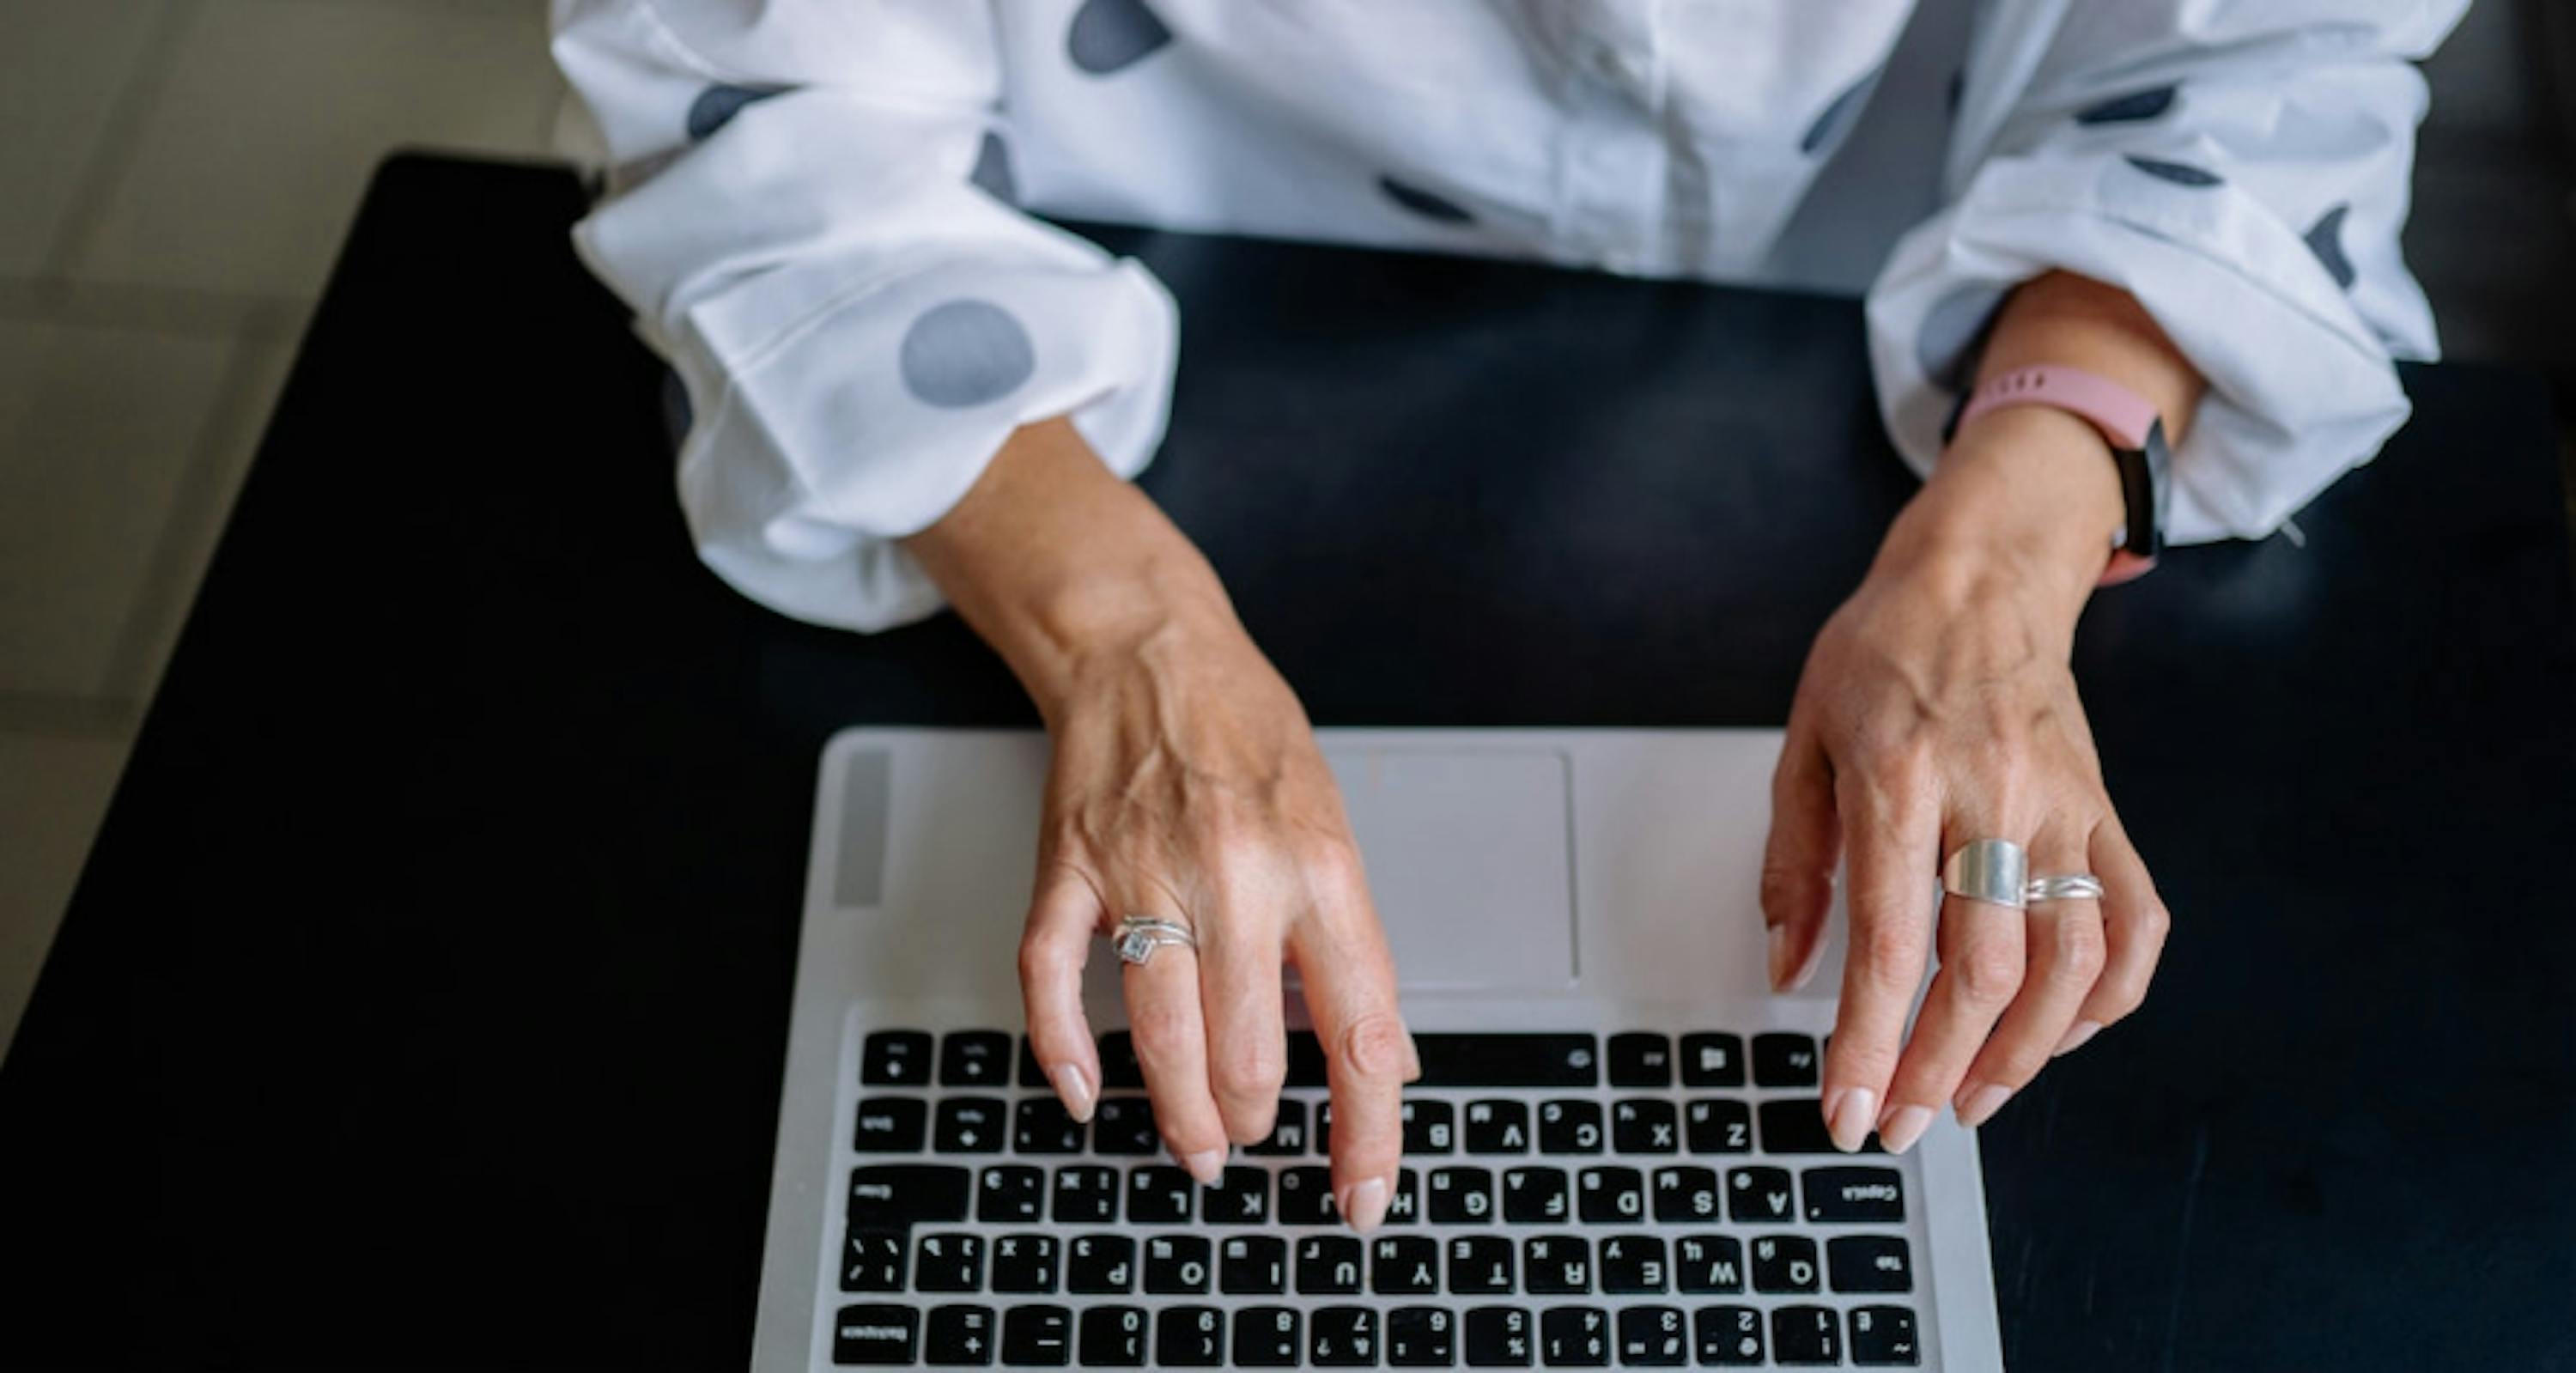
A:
2;155;2570;1371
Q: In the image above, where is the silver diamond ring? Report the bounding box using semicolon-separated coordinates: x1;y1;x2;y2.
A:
1113;915;1197;968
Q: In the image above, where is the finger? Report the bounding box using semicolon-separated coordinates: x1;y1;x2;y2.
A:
1198;872;1289;1145
1876;814;2031;1156
2064;815;2170;1054
1287;876;1409;1234
1119;899;1230;1182
1820;773;1939;1153
1950;823;2106;1128
1019;863;1105;1123
1760;723;1841;992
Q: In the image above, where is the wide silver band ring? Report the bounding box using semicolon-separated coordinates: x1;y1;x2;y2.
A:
2022;873;2107;904
1113;915;1197;968
1941;839;2030;910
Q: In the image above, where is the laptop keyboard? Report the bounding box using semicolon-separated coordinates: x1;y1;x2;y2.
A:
827;1028;1923;1367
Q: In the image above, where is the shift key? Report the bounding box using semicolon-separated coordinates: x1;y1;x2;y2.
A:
847;1164;972;1227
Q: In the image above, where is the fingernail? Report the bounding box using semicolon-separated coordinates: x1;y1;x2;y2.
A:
1787;934;1825;993
1955;1083;2012;1129
1822;1086;1878;1152
1767;926;1792;989
1183;1148;1226;1184
1051;1063;1095;1123
2053;1020;2103;1058
1878;1103;1935;1155
1402;1031;1423;1082
1337;1176;1391;1233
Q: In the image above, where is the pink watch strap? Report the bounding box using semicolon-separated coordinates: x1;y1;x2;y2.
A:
1953;363;2160;584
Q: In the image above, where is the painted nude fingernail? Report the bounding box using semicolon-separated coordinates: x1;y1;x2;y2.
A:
1183;1148;1226;1184
1823;1087;1878;1153
1787;935;1825;992
1337;1176;1391;1233
1877;1103;1935;1155
2052;1020;2103;1058
1767;926;1794;989
1955;1083;2012;1129
1051;1063;1096;1123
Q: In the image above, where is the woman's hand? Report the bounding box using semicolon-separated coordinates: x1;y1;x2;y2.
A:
908;417;1418;1231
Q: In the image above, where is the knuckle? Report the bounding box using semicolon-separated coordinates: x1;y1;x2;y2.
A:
1127;999;1195;1056
1211;1036;1287;1101
1335;1010;1410;1083
2050;917;2108;987
1017;932;1061;985
1950;943;2026;1006
1850;921;1923;985
2134;899;2174;947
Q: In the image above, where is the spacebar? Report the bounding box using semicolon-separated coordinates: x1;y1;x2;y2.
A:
1284;1032;1600;1088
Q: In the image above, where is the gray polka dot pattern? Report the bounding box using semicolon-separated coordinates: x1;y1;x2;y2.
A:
1801;69;1881;155
1378;176;1473;225
1068;0;1172;75
2123;155;2223;188
969;131;1018;204
2304;203;2356;290
2075;86;2177;125
686;83;791;141
900;300;1036;409
1917;283;2008;391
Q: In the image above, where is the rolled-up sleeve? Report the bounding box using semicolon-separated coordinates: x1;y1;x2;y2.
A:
551;0;1179;630
1866;1;2467;544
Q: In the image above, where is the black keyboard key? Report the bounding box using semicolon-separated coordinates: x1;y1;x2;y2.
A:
1751;1032;1820;1087
1279;1165;1338;1225
1065;1235;1133;1294
1465;1308;1534;1367
840;1229;906;1292
926;1303;997;1366
1410;1034;1600;1087
1598;1235;1667;1293
1246;1098;1310;1156
1540;1308;1609;1367
1202;1165;1270;1224
1849;1305;1922;1365
1405;1099;1458;1153
1428;1166;1495;1224
1611;1099;1678;1154
1805;1165;1905;1223
1077;1306;1147;1367
1829;1236;1913;1293
1524;1235;1590;1293
1095;1032;1144;1088
1684;1099;1753;1154
1616;1307;1688;1367
1143;1235;1211;1294
1727;1167;1795;1224
1233;1308;1303;1368
941;1030;1012;1086
1501;1167;1569;1224
854;1097;927;1152
1759;1097;1881;1154
1311;1306;1379;1367
1017;1035;1047;1088
1677;1033;1745;1087
1156;1308;1224;1368
860;1030;931;1085
1125;1165;1194;1224
848;1164;972;1228
1675;1235;1745;1292
1373;1234;1442;1295
1001;1305;1072;1367
1220;1236;1288;1294
1388;1307;1457;1367
992;1233;1060;1293
933;1097;1005;1153
1463;1100;1532;1153
915;1232;984;1292
980;1165;1044;1223
1387;1168;1424;1224
1771;1306;1840;1365
1013;1097;1084;1154
1577;1167;1644;1224
1752;1235;1820;1294
1694;1307;1765;1367
1316;1102;1333;1156
1447;1235;1515;1294
1607;1031;1673;1087
1652;1166;1722;1224
833;1303;919;1365
1051;1165;1118;1224
1298;1235;1364;1294
1090;1097;1158;1155
1537;1101;1602;1154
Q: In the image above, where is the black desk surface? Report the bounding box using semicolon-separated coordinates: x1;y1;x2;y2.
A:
3;155;2571;1371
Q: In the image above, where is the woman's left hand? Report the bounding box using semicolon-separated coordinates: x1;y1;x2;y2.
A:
1759;403;2173;1155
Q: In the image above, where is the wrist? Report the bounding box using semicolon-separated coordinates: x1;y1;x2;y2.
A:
1881;406;2126;629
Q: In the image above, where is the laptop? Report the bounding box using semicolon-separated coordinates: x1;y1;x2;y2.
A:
752;727;2000;1369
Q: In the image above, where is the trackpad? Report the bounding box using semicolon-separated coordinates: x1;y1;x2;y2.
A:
1325;748;1577;991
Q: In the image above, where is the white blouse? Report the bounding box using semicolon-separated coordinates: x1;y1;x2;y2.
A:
551;0;2463;632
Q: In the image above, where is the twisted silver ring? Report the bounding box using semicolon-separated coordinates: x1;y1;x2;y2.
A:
1113;914;1196;968
2023;874;2106;904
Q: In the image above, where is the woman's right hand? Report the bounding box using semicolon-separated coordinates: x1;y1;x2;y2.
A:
907;418;1420;1232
